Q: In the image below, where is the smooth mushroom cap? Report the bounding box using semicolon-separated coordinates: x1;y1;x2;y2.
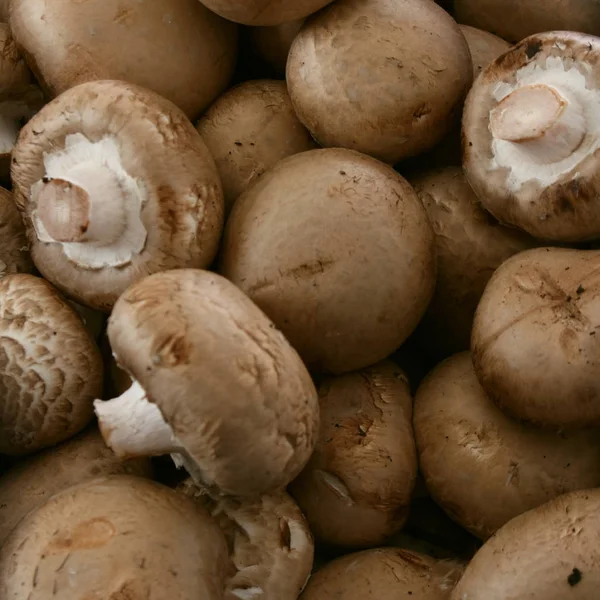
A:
197;80;317;215
0;273;103;455
11;80;224;311
9;0;238;119
290;361;418;548
0;186;33;277
450;489;600;600
248;20;305;76
0;475;231;600
286;0;472;164
459;25;512;80
220;148;437;374
0;426;153;544
472;247;600;429
179;479;314;600
462;32;600;242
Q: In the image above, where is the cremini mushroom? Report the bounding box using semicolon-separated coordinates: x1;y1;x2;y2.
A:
248;20;305;77
0;475;231;599
11;80;225;311
9;0;238;119
459;25;512;80
94;268;319;497
0;185;33;277
290;361;418;548
220;148;436;374
0;273;103;455
197;80;317;215
463;31;600;242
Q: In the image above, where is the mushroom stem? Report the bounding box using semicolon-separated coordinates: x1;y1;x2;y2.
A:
93;381;183;459
490;83;586;163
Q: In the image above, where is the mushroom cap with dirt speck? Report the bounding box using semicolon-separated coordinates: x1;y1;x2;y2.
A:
0;273;103;456
0;186;33;277
197;79;317;216
290;360;418;548
0;426;153;545
450;488;600;599
248;20;305;77
472;247;600;430
286;0;473;164
9;0;238;119
11;79;224;312
459;25;512;80
0;475;231;600
414;352;600;541
220;148;437;375
462;31;600;242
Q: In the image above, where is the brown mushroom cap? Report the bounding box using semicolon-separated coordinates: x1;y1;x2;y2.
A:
415;352;600;540
12;80;224;311
9;0;238;119
0;475;230;599
286;0;472;164
0;426;152;544
197;80;317;215
450;488;600;599
0;186;33;277
220;148;436;374
0;273;103;455
248;20;305;76
290;361;418;548
472;247;600;429
459;25;512;80
463;32;600;242
0;22;32;96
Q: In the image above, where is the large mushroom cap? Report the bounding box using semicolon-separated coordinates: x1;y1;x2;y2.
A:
0;273;103;455
463;31;600;242
12;80;224;311
0;475;231;599
9;0;238;119
0;186;33;277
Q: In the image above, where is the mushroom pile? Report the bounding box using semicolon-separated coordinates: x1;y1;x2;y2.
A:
0;1;600;598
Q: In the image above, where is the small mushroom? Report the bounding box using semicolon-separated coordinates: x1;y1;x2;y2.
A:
459;25;512;80
463;32;600;242
11;80;225;311
0;273;103;455
0;186;33;277
248;20;305;77
0;475;231;599
94;268;319;497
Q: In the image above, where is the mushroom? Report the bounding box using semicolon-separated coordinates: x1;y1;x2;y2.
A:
472;247;600;429
450;488;600;599
9;0;238;120
286;0;472;164
0;273;103;455
0;426;153;544
0;475;231;599
179;479;314;600
459;25;512;80
0;186;33;277
94;268;319;497
197;80;317;215
414;352;600;540
409;166;535;360
248;20;305;77
289;361;418;548
220;148;437;374
463;31;600;242
11;80;225;311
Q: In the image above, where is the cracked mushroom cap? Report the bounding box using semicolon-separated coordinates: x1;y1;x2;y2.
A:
0;273;103;455
450;488;600;600
463;32;600;242
248;20;305;77
179;479;314;600
472;247;600;429
0;475;230;600
0;186;33;277
289;361;418;548
11;80;224;311
414;352;600;541
9;0;238;119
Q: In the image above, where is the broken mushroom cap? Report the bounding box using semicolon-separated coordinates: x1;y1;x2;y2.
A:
450;488;600;600
472;247;600;429
0;186;33;277
248;20;305;77
11;79;224;311
0;273;103;455
178;479;314;600
459;25;512;80
9;0;238;119
414;352;600;540
290;361;418;548
463;32;600;242
197;79;317;215
0;475;230;600
0;426;153;544
94;268;319;497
